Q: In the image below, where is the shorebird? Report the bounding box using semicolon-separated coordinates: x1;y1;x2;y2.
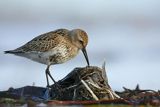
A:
4;28;90;87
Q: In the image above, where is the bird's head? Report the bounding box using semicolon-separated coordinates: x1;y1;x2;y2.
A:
69;29;90;66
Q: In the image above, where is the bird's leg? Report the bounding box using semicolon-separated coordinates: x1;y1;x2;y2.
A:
45;66;50;88
46;65;57;84
47;70;57;84
46;65;62;90
46;66;63;97
45;66;51;99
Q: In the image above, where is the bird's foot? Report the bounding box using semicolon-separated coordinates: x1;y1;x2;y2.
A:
48;82;64;93
43;88;51;100
51;83;64;98
46;84;52;88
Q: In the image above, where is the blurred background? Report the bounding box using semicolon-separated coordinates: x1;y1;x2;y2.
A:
0;0;160;91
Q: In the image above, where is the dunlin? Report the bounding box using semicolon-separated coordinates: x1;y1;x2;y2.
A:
5;28;90;87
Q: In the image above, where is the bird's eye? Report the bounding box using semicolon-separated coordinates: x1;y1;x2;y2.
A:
79;40;83;44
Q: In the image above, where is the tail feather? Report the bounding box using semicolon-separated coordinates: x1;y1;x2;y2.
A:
4;50;23;54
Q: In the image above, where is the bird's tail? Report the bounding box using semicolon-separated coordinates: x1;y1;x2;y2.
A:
4;50;23;54
4;50;15;54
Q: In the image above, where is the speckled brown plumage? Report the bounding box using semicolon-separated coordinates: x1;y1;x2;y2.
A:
15;29;69;52
5;28;90;87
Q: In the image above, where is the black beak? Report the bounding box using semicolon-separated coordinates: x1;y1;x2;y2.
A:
82;48;90;66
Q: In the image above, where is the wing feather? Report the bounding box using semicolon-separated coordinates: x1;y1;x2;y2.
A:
14;29;69;52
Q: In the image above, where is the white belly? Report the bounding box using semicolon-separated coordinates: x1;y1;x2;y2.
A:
16;45;79;65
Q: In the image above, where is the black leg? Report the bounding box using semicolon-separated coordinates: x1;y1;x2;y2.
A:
45;66;51;99
45;65;63;97
45;67;50;87
47;71;57;84
46;65;57;84
45;65;61;89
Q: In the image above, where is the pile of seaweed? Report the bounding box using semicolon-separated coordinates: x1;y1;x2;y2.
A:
0;66;159;106
116;85;160;106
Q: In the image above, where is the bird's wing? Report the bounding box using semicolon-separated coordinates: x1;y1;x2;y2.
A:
14;29;69;52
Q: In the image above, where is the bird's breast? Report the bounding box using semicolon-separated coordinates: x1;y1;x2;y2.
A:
48;44;79;65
